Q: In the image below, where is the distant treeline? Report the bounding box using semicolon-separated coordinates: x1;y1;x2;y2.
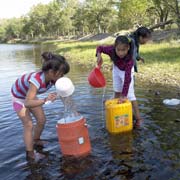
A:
0;0;180;42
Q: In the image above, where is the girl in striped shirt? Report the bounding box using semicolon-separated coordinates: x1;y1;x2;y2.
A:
11;52;70;161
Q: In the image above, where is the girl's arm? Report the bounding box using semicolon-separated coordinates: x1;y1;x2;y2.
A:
24;83;45;108
96;45;113;65
96;45;113;56
122;61;134;97
96;52;103;66
137;56;145;63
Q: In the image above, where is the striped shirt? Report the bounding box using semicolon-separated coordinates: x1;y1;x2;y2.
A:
11;71;54;99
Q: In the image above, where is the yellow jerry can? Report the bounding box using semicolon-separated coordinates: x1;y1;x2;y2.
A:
105;98;133;133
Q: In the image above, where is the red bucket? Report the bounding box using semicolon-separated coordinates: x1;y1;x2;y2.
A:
88;65;106;88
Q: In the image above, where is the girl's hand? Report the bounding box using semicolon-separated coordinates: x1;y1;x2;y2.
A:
45;92;57;102
97;53;103;66
139;57;145;63
118;96;127;104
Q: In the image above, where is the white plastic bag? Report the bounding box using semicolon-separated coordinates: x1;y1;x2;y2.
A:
163;99;180;106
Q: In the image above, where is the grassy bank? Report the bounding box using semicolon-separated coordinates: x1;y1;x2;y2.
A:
137;42;180;88
44;39;180;88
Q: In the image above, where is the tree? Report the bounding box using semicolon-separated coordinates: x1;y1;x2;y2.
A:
72;4;89;35
163;0;180;29
27;3;49;37
118;0;149;29
56;0;79;36
0;20;8;42
46;0;64;36
5;18;23;40
85;0;115;33
147;0;170;29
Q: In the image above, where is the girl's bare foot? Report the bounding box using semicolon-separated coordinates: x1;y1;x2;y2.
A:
26;150;45;161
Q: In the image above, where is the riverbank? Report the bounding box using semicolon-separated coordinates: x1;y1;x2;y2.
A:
6;30;180;90
43;38;180;90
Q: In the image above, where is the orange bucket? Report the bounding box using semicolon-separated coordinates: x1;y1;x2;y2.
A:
88;65;106;88
56;116;91;157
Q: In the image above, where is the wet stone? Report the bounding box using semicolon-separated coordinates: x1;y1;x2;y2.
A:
117;165;129;175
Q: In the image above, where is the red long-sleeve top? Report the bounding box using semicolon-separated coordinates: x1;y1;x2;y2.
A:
96;45;134;97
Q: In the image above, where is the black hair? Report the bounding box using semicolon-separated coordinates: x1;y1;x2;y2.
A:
130;26;151;48
41;52;70;75
111;35;133;62
134;26;151;39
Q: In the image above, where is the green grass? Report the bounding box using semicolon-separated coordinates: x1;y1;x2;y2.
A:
46;40;113;66
43;40;180;87
137;42;180;87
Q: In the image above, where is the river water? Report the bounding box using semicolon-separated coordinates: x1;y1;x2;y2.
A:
0;44;180;180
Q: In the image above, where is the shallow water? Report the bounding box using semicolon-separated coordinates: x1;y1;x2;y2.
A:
0;44;180;180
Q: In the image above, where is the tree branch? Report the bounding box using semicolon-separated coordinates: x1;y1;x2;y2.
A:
149;19;174;30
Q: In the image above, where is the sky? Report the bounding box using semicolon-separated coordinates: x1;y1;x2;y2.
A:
0;0;52;19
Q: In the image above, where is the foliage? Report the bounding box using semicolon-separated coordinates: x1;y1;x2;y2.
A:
27;3;49;37
84;0;115;33
118;0;150;29
0;0;179;42
147;0;169;28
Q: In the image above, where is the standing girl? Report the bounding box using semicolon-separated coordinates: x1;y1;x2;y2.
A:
96;35;141;126
11;52;70;160
129;26;151;72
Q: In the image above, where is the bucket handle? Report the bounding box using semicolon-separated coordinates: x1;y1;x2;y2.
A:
84;123;91;128
96;64;101;69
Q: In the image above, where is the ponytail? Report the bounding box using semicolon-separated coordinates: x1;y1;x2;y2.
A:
41;52;53;61
41;52;70;75
132;26;151;40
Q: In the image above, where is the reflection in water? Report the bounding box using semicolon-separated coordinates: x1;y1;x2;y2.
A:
101;87;107;128
60;155;96;179
109;132;133;161
0;44;180;180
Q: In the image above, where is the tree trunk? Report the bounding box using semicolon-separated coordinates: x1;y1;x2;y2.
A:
97;15;101;33
149;19;174;31
176;17;180;30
